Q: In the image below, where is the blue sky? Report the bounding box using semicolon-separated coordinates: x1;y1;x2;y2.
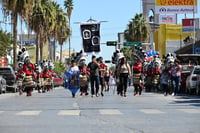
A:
0;0;200;63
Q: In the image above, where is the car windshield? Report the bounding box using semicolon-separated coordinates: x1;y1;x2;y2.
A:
193;68;200;75
0;68;12;75
182;66;194;72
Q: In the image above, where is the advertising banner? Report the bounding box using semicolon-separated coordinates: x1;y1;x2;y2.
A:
155;0;197;14
159;15;177;24
182;18;200;33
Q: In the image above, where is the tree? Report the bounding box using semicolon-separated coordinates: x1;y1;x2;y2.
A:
54;62;65;75
120;47;134;65
1;0;34;70
57;20;70;63
124;13;150;42
0;30;12;56
64;0;73;63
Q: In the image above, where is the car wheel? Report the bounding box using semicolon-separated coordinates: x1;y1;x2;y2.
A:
196;85;200;95
196;88;199;95
0;89;2;94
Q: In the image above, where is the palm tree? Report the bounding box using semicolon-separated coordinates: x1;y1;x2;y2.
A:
64;0;73;63
1;0;33;70
27;0;55;62
0;30;12;56
124;13;150;42
27;0;70;63
56;17;70;63
120;47;134;65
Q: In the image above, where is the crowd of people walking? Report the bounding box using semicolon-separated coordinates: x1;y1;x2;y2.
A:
66;51;183;98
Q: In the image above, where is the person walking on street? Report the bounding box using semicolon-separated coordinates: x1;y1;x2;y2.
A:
161;69;169;96
99;57;106;96
87;56;100;97
79;63;90;96
169;59;181;96
69;60;79;98
117;57;131;97
104;65;111;92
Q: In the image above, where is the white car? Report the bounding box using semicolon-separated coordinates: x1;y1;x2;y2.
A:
186;66;200;94
0;75;6;94
196;75;200;95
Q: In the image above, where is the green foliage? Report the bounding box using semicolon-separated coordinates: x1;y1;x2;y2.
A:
120;47;134;65
54;62;66;75
0;30;12;56
124;13;150;43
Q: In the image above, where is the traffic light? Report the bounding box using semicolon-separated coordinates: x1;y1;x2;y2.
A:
80;22;101;53
104;60;111;63
106;41;117;46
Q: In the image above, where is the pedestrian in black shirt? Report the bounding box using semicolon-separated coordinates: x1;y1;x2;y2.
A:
87;56;100;97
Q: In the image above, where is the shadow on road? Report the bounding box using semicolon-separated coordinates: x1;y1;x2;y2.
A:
171;95;200;107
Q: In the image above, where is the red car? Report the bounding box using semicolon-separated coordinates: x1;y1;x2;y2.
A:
53;74;64;87
180;65;194;93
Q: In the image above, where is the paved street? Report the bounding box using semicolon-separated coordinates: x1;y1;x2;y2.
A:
0;87;200;133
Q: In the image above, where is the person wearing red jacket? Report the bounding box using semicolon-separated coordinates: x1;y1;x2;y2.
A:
133;61;143;96
35;64;44;93
42;61;51;92
23;58;36;96
79;63;89;96
49;63;55;90
16;62;25;95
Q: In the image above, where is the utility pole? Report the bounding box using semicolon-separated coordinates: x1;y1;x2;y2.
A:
193;0;196;54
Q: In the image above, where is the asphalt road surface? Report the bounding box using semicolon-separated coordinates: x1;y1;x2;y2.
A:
0;86;200;133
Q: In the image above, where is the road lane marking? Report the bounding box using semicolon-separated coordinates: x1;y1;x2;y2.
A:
73;102;79;108
58;110;80;116
16;111;41;116
0;111;4;114
140;109;165;114
99;109;123;115
178;109;200;114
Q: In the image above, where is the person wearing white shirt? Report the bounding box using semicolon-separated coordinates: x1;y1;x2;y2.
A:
68;60;80;98
69;60;79;71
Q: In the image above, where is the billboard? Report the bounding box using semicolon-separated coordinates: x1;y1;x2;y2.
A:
159;15;177;24
182;18;200;33
155;0;197;14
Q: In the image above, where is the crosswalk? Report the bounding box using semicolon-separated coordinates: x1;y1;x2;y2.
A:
0;109;200;116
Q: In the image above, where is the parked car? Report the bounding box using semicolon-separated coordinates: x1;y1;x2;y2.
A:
180;65;194;93
53;74;64;87
0;66;17;93
186;66;200;94
0;75;6;94
196;75;200;95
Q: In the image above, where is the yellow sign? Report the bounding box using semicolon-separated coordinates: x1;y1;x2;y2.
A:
156;0;197;6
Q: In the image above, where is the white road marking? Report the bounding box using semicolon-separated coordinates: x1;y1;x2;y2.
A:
0;111;4;114
73;102;79;108
99;109;123;115
178;109;200;114
58;110;80;116
140;109;165;114
16;111;41;116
